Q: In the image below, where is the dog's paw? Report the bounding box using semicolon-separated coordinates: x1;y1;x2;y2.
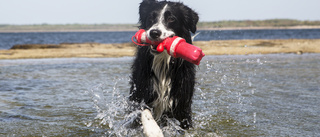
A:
141;109;164;137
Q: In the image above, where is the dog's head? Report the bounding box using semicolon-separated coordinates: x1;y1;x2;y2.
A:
138;0;199;53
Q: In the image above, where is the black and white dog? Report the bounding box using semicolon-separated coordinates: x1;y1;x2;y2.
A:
129;0;199;130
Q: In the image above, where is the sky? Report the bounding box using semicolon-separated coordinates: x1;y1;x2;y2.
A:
1;0;320;25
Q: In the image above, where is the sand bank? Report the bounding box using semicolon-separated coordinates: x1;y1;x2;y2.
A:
1;39;319;59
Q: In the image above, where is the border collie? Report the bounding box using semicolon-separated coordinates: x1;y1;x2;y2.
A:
129;0;199;130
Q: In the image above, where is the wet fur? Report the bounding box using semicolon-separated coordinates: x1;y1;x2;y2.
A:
129;0;199;129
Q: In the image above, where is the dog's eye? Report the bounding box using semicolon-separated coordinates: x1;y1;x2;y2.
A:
167;17;176;23
148;18;154;24
146;16;154;26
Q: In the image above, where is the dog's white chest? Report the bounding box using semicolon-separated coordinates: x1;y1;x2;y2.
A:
151;52;173;120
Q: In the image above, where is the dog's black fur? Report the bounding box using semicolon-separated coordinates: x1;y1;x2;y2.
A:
129;0;199;129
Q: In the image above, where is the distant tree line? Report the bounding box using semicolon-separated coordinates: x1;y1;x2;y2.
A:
197;19;320;28
1;19;320;32
0;24;138;32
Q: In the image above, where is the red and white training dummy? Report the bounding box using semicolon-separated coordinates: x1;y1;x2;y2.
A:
132;29;205;65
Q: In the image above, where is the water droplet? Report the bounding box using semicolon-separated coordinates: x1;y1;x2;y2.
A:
253;112;256;124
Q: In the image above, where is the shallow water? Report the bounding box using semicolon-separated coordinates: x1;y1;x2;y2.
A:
1;29;320;49
0;54;319;136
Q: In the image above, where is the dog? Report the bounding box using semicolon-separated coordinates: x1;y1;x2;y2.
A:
129;0;199;131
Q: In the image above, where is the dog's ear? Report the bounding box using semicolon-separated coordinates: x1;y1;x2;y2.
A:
182;6;199;33
139;0;157;28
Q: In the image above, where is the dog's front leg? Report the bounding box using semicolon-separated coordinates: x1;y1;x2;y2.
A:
141;109;164;137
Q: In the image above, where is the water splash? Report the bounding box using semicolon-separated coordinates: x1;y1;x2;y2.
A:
85;56;264;136
86;76;188;136
86;77;141;136
191;56;266;136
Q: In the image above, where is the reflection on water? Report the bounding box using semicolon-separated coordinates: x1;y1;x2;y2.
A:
0;54;319;136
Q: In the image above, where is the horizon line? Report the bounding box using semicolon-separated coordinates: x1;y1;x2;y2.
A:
1;19;320;26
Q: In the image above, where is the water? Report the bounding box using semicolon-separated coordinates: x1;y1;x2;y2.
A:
0;31;136;49
1;54;319;136
196;29;320;41
1;29;320;49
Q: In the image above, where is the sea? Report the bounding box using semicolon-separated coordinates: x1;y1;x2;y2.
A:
1;29;320;49
1;29;320;136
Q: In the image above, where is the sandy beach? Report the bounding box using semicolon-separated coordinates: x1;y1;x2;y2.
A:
0;39;320;59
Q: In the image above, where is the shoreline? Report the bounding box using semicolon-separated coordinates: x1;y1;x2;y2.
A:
1;26;320;33
198;25;320;31
1;39;320;59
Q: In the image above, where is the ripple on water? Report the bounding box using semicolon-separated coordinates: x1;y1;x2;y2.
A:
1;55;320;136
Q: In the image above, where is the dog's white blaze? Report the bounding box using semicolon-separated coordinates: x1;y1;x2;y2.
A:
147;4;175;40
152;51;172;121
